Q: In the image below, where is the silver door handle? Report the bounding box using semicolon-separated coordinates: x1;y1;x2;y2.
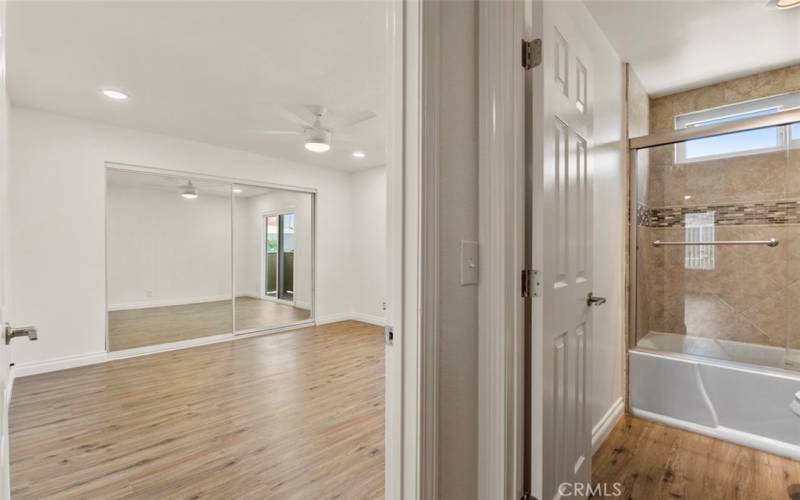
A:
587;293;606;307
5;323;37;344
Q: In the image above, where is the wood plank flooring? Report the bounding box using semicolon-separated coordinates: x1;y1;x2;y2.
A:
592;414;800;500
108;297;311;351
11;320;383;500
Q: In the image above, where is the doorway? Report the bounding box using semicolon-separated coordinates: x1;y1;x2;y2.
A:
264;212;295;303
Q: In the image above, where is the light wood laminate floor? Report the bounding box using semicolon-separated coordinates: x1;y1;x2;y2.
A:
108;297;311;351
592;414;800;500
11;321;383;499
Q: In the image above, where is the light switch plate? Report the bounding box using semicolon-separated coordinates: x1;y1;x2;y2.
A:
460;240;479;285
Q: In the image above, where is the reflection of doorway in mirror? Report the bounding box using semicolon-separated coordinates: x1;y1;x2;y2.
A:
264;212;295;303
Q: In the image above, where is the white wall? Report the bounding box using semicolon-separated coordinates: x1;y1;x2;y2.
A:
587;11;626;447
438;1;479;498
350;166;386;323
7;107;358;366
106;184;232;309
235;189;313;309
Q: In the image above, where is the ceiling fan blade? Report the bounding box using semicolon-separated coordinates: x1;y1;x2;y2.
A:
328;110;377;130
279;105;319;127
249;129;301;135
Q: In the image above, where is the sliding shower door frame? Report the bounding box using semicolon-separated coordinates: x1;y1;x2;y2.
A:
103;162;318;352
626;107;800;352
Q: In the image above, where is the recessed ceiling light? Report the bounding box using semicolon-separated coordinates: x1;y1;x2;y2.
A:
232;187;243;193
101;89;129;100
776;0;800;9
684;195;692;200
352;151;366;159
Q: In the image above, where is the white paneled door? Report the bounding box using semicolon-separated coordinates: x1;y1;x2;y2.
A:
528;1;597;499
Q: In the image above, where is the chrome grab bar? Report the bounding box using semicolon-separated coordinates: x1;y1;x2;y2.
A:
652;238;779;248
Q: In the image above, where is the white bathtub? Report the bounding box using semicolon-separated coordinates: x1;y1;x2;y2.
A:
631;333;800;460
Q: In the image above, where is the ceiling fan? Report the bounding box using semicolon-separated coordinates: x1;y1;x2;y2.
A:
254;104;376;153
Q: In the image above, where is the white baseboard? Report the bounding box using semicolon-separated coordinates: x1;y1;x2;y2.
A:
349;312;386;326
592;396;625;453
632;407;800;461
316;312;386;326
13;351;108;378
109;294;231;311
315;313;354;325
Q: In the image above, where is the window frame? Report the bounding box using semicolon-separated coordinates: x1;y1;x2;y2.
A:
674;91;800;164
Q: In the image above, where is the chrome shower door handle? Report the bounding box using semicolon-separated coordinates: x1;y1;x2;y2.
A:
587;293;606;307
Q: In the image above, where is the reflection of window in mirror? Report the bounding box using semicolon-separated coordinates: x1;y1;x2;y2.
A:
684;211;715;271
264;212;295;302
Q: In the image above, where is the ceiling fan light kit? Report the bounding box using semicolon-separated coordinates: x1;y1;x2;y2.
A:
180;180;198;199
304;127;332;153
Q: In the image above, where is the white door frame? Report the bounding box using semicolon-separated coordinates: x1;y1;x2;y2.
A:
477;1;527;499
259;208;297;306
386;0;438;498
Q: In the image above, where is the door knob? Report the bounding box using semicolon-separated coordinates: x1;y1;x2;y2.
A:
5;323;38;344
587;293;606;307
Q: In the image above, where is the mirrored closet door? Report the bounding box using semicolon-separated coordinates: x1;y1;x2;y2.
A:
232;184;313;334
106;169;233;351
106;169;315;351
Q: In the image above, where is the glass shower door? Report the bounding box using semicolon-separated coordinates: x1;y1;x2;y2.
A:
633;122;797;371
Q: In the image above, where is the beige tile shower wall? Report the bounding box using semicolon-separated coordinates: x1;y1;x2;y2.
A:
650;64;800;134
627;67;651;342
639;64;800;349
645;224;800;348
629;67;650;204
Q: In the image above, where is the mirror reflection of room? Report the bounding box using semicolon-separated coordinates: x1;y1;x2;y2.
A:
233;185;313;333
106;170;233;351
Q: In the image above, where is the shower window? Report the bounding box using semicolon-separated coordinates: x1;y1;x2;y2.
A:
675;91;800;163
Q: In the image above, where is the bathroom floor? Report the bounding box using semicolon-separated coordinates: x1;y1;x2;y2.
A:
592;414;800;500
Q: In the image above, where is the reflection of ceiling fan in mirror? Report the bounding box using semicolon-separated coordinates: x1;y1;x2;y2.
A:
253;104;376;153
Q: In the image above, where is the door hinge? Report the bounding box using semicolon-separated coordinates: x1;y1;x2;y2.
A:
521;38;542;70
384;325;394;346
521;269;541;298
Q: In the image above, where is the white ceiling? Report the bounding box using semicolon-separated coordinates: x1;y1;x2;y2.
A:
585;0;800;96
7;1;386;171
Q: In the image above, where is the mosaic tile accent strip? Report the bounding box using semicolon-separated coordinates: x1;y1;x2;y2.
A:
642;200;800;227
